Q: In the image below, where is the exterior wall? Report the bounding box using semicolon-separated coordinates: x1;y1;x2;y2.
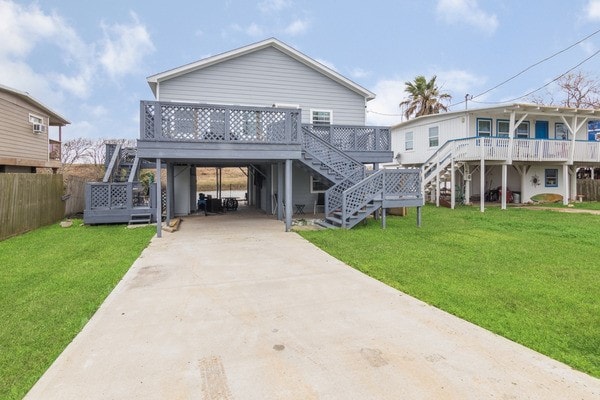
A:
0;91;50;164
158;47;366;125
392;114;466;165
468;164;566;203
174;165;191;216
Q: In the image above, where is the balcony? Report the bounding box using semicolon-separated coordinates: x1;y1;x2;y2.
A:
446;137;600;164
138;101;392;163
49;139;61;161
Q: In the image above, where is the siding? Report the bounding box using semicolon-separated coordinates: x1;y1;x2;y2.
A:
159;47;366;125
0;91;49;162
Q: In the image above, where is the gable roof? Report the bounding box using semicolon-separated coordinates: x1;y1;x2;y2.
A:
0;83;70;126
391;103;600;130
147;38;376;101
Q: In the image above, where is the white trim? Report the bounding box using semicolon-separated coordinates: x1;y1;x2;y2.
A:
310;176;327;193
146;38;376;101
310;109;332;125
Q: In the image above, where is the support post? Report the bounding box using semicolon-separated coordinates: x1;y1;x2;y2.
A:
501;164;507;210
381;207;387;229
416;206;422;227
480;158;485;212
285;159;292;232
563;164;569;205
464;164;471;204
570;167;577;202
156;158;162;238
167;163;174;222
450;159;456;209
277;162;284;220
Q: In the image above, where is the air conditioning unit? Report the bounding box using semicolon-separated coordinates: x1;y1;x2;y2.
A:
33;124;46;134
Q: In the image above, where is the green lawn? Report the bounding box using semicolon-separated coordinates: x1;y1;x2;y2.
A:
298;205;600;378
0;220;155;400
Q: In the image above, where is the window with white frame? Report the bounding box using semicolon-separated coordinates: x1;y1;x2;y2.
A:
516;121;530;138
310;176;328;193
555;122;569;140
545;168;558;187
476;118;492;137
497;120;510;138
311;110;332;125
428;126;439;147
405;131;414;151
29;113;43;125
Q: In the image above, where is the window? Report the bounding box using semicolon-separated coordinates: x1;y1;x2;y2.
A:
477;118;492;137
29;113;43;124
497;120;510;138
310;176;328;193
311;110;332;125
405;131;414;151
516;121;530;138
545;169;558;187
555;123;569;140
428;126;439;147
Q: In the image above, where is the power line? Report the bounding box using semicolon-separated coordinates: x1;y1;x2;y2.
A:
448;27;600;108
472;27;600;100
470;47;600;105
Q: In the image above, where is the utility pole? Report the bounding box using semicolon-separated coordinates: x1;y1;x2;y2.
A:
465;94;472;110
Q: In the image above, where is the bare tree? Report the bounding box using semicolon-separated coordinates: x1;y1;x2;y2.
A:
529;70;600;108
61;138;93;166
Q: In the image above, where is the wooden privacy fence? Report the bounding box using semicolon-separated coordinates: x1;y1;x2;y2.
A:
64;175;87;216
0;174;65;241
577;179;600;201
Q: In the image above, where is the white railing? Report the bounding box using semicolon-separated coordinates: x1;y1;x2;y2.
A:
573;141;600;162
433;137;599;163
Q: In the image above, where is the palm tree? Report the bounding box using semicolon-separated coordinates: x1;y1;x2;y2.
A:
399;75;452;120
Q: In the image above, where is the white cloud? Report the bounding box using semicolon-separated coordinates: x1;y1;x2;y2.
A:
284;19;309;36
366;79;407;126
99;12;155;78
350;67;371;79
246;22;265;37
435;69;487;95
585;0;600;20
436;0;498;33
258;0;291;13
316;58;337;71
0;59;58;102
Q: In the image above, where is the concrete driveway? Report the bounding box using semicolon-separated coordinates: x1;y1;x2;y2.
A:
26;209;600;399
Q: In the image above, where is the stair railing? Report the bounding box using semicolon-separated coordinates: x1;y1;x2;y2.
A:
341;170;385;227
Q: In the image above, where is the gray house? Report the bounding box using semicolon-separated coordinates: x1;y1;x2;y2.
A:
85;38;422;231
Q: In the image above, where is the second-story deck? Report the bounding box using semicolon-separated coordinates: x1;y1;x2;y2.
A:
137;101;392;164
421;136;600;168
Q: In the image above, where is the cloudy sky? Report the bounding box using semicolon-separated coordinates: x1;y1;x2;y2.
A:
2;0;600;140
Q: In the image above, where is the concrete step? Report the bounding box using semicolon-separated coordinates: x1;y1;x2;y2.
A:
128;213;152;225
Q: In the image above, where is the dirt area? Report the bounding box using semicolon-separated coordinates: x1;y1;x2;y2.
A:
196;167;247;190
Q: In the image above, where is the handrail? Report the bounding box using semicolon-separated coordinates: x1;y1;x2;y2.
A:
141;100;302;143
302;123;391;151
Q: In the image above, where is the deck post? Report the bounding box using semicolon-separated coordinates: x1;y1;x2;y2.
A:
156;157;162;238
570;166;577;202
416;206;422;227
450;158;456;209
381;207;387;229
563;164;569;205
285;159;292;232
501;164;507;210
166;163;174;222
277;162;283;220
480;158;485;212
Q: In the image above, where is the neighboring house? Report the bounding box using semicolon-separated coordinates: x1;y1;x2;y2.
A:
390;103;600;210
84;38;422;230
0;84;69;173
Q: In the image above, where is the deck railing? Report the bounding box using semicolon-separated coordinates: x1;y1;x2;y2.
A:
302;124;391;151
85;182;156;210
49;139;61;161
140;101;391;152
427;137;600;163
141;101;301;143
